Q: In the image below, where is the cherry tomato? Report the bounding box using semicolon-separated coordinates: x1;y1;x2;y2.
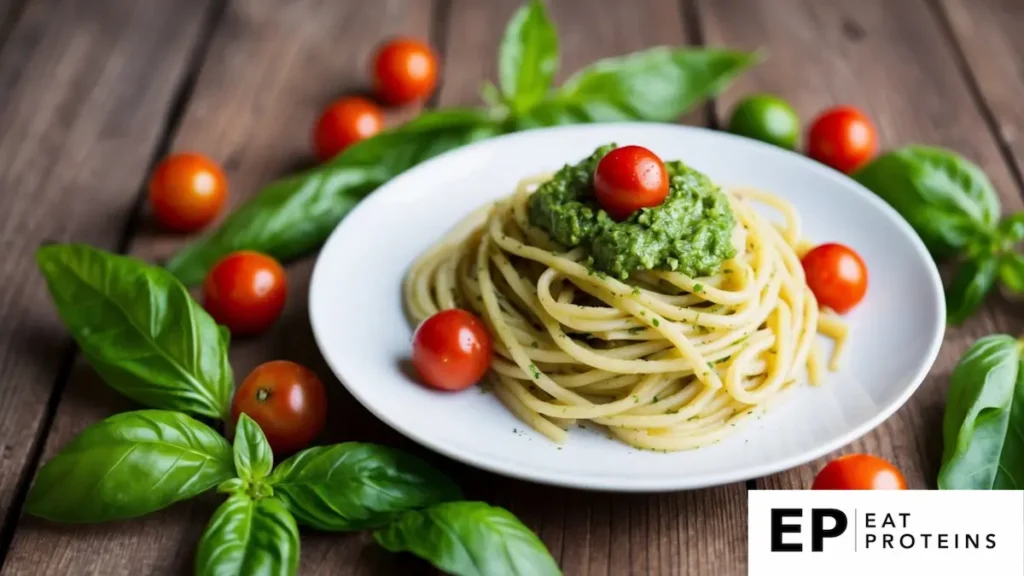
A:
372;38;438;105
812;454;907;490
231;360;327;455
802;243;868;314
727;94;801;150
412;309;492;391
807;106;878;173
203;251;287;336
148;153;227;232
593;145;670;221
313;97;384;162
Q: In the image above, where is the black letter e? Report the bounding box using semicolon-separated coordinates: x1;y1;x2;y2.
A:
771;509;802;552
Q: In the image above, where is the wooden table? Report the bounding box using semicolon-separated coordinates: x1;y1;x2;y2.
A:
0;0;1021;574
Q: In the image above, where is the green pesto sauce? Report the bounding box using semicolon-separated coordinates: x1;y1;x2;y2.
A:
527;144;737;279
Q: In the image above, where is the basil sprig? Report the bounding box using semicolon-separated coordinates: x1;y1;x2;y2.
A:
854;146;1024;324
26;333;539;575
26;410;234;522
166;0;758;285
196;416;298;576
374;501;562;576
37;243;233;418
939;335;1024;489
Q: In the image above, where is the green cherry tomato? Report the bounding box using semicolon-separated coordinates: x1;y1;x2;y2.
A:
727;94;801;150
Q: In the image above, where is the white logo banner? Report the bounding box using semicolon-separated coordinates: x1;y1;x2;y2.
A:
748;490;1024;575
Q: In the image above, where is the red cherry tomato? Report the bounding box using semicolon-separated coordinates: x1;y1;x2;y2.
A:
372;38;439;105
802;243;868;314
812;454;907;490
593;145;670;221
313;97;384;162
148;153;227;232
231;360;327;455
412;309;492;391
807;106;878;173
203;251;287;336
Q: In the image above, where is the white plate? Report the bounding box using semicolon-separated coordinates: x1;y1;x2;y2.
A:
309;123;944;492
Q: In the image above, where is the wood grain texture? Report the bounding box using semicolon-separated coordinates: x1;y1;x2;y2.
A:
697;0;1024;491
0;0;28;51
435;2;744;575
938;0;1024;188
1;1;433;575
0;0;213;565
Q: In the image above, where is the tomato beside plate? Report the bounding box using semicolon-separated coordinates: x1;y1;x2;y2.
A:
203;251;288;336
373;38;439;105
807;106;877;174
148;153;228;232
232;360;328;455
812;454;907;490
313;97;384;161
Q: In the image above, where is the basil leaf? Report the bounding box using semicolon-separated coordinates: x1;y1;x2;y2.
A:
26;410;233;522
36;244;232;419
499;0;558;113
1000;253;1024;293
374;501;561;576
939;335;1024;489
218;478;246;494
514;48;758;128
854;147;1001;259
165;164;381;287
480;81;502;107
267;443;461;531
946;254;999;325
167;110;503;285
234;413;272;483
998;212;1024;244
195;494;299;576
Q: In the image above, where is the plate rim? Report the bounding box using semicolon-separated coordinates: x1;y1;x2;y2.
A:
308;121;946;492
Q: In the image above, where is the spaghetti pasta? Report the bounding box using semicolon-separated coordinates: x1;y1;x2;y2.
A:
403;171;848;452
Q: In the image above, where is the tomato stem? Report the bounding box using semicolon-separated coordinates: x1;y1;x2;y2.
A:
256;387;271;402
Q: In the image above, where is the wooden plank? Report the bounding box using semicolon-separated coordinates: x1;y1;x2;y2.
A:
435;2;745;575
696;0;1024;491
1;1;434;575
0;0;214;565
938;0;1024;189
0;0;28;50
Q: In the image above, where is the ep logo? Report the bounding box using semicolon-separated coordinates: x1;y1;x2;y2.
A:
771;508;848;552
750;490;1024;575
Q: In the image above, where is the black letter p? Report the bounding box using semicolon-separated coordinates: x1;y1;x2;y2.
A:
811;508;848;552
